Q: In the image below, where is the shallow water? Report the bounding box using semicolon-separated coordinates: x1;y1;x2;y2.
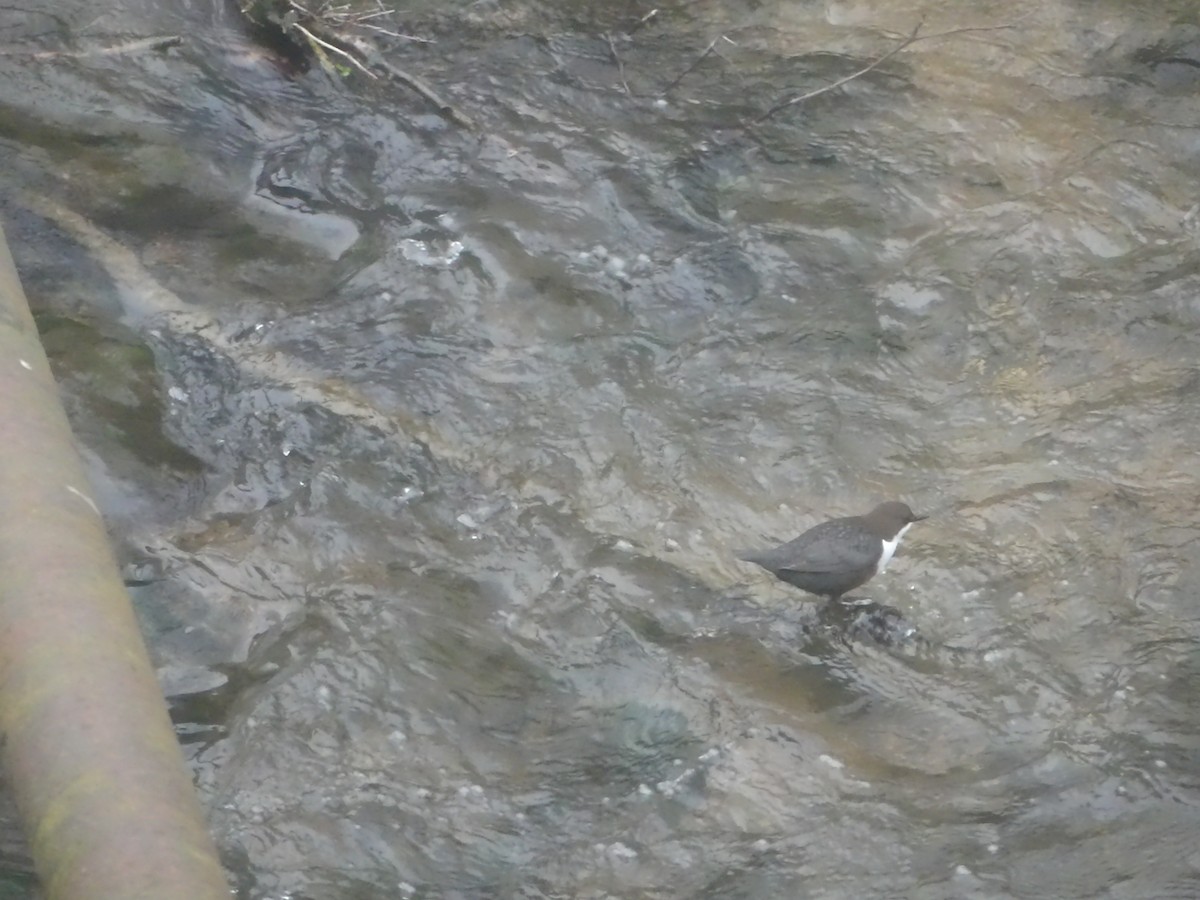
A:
3;0;1200;897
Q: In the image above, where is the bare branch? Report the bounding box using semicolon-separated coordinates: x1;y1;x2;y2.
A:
17;34;181;60
661;34;735;95
757;21;922;122
627;8;659;37
344;35;477;131
293;22;378;79
355;22;435;43
756;16;1029;123
606;32;630;95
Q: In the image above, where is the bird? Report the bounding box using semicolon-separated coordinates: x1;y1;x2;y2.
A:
739;501;926;601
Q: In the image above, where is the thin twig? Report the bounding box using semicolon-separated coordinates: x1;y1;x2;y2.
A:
346;9;392;23
905;15;1034;41
757;21;922;122
660;34;729;95
757;17;1029;123
355;22;435;43
605;32;630;95
344;34;476;131
23;34;181;60
272;2;468;130
292;22;378;78
627;8;658;37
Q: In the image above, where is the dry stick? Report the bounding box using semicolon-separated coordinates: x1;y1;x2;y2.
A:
95;34;182;55
756;18;1027;122
293;21;378;78
660;34;727;95
606;32;630;95
355;22;435;43
344;9;392;23
756;21;922;122
909;17;1032;40
283;5;470;131
344;35;477;131
19;34;181;60
290;1;399;31
627;8;659;37
286;0;434;43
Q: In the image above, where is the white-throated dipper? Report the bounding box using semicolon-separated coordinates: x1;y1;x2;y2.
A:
740;501;926;600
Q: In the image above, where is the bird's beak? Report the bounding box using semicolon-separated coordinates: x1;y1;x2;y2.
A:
911;514;928;522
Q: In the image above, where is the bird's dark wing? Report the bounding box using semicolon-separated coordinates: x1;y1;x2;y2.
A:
744;520;878;575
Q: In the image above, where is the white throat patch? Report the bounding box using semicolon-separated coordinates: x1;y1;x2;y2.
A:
876;521;913;573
